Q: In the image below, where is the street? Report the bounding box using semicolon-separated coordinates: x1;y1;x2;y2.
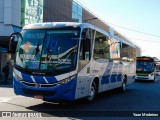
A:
1;77;160;120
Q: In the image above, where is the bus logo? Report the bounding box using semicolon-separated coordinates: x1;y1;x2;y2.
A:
35;83;41;88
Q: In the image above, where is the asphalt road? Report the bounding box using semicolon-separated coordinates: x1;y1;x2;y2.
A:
1;77;160;120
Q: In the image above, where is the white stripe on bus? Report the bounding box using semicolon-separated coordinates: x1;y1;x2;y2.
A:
31;76;36;83
43;77;49;83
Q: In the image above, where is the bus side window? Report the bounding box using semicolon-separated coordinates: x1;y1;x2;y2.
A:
93;31;110;59
121;43;136;62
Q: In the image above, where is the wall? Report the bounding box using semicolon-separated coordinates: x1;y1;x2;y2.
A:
21;0;44;27
0;0;21;36
82;8;110;32
4;0;21;26
0;0;4;23
136;46;141;57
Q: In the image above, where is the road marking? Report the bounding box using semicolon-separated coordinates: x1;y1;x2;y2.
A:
0;96;23;103
0;97;12;102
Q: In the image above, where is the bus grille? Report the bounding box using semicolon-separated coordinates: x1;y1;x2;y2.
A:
20;81;59;88
137;77;148;79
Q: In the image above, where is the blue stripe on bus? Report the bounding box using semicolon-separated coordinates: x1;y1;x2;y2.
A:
34;76;57;84
117;74;122;82
101;75;110;84
22;73;34;83
111;74;117;83
101;60;113;84
21;73;58;84
33;76;46;84
44;76;58;84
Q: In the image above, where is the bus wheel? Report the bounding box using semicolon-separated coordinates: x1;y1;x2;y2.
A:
121;77;127;92
86;81;97;103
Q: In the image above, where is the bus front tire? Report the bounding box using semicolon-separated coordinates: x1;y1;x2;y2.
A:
86;81;97;103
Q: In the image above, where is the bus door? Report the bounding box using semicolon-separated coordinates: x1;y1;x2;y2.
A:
75;29;94;99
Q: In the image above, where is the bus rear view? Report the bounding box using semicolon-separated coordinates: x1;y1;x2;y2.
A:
135;56;156;81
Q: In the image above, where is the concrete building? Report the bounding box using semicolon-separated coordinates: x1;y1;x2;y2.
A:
0;0;141;80
0;0;22;79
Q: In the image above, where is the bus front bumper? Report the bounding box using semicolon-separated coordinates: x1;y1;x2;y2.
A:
135;75;155;80
13;77;77;101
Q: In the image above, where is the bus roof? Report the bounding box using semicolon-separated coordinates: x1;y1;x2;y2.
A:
23;22;136;48
23;22;86;29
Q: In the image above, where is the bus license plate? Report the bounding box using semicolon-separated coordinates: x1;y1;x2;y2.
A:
34;95;43;99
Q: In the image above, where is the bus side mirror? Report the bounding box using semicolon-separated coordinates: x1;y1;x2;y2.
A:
9;32;22;53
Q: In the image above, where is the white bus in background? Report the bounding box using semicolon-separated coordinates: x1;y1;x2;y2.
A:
9;22;137;103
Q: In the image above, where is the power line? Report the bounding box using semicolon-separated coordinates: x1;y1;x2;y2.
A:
129;38;160;42
107;22;160;38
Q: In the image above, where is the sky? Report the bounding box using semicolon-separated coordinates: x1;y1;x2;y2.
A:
76;0;160;59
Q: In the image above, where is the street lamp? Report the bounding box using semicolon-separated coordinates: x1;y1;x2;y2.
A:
84;17;98;23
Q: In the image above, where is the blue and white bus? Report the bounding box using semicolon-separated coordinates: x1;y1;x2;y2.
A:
10;22;137;102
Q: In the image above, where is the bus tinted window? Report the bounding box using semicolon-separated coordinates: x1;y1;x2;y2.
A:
121;43;136;62
93;31;110;59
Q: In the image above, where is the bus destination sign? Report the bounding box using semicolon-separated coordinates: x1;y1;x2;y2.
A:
137;57;153;61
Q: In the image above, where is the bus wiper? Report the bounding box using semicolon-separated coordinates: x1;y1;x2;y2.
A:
46;39;53;61
35;39;40;55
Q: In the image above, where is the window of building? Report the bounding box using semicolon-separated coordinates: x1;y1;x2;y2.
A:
21;0;44;27
72;1;82;22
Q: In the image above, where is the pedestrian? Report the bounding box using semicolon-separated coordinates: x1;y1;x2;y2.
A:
2;62;9;84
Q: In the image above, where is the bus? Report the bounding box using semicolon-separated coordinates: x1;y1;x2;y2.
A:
9;22;137;102
135;56;156;81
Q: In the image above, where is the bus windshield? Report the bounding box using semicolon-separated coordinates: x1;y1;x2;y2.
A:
136;61;154;72
15;28;80;73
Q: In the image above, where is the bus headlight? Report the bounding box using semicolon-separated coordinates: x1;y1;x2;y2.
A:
58;75;76;84
13;72;23;81
148;74;154;77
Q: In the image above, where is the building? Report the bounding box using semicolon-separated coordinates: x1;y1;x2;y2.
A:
0;0;141;80
0;0;22;79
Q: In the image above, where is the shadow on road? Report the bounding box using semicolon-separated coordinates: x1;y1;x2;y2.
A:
26;87;135;118
25;81;160;118
135;80;155;83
